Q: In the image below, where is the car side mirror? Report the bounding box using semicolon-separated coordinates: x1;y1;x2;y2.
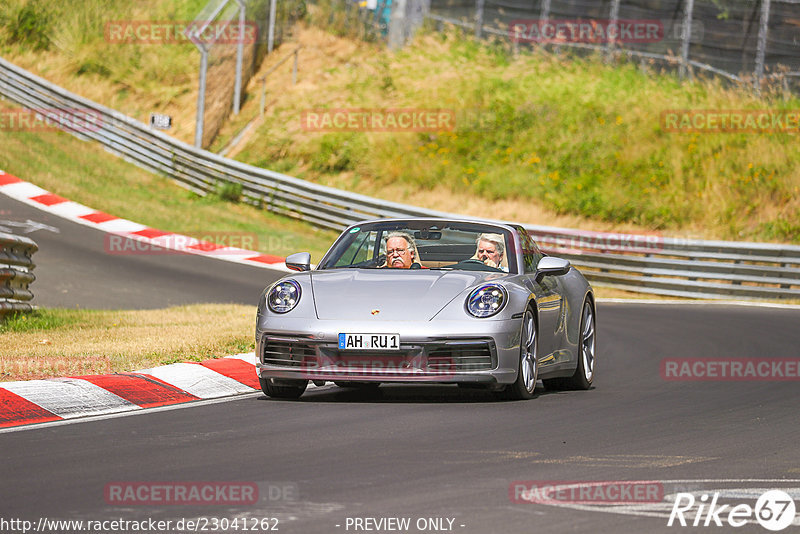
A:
286;252;311;272
535;256;570;283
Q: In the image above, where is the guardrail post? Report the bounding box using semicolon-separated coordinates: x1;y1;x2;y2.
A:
679;0;695;80
754;0;771;93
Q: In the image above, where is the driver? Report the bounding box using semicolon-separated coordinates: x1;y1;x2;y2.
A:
384;232;421;269
473;233;507;271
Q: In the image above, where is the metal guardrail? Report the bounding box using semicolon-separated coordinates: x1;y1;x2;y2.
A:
0;232;37;316
1;56;799;300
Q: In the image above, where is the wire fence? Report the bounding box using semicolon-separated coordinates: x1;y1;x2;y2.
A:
378;0;800;92
191;0;306;148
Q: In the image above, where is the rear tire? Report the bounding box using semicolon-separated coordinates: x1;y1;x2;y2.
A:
498;309;538;400
259;377;307;399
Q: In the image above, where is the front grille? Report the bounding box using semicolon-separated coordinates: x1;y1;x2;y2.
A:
262;338;496;373
262;340;317;367
427;343;495;372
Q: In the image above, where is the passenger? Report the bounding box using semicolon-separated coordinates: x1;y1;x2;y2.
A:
384;231;421;269
473;233;507;271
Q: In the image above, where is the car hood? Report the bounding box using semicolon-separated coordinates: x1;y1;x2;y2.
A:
310;269;508;321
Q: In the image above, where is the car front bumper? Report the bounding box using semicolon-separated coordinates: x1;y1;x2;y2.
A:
255;317;523;386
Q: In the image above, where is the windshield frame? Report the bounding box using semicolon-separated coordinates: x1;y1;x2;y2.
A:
316;219;520;274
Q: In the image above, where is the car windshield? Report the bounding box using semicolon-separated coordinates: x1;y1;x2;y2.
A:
317;221;517;273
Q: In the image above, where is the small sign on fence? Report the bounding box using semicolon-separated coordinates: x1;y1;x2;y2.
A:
149;113;172;130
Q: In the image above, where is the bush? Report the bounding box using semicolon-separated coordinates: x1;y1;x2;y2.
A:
1;0;52;51
214;181;243;203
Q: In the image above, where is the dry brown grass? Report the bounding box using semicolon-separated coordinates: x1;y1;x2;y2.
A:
0;304;255;382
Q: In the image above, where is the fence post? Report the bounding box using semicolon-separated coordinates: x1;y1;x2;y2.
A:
679;0;695;80
605;0;621;61
268;0;277;52
474;0;484;40
754;0;771;92
539;0;550;20
233;0;246;115
194;46;208;148
292;48;298;84
388;0;411;48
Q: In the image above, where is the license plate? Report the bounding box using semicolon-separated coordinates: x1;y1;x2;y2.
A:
338;333;400;351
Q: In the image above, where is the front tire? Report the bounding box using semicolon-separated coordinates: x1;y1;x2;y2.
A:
259;377;307;399
498;309;538;400
544;299;595;391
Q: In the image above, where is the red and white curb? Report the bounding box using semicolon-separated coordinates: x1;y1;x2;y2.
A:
0;170;289;271
0;171;303;428
0;353;265;429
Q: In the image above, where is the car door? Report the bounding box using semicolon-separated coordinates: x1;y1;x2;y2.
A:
517;228;564;366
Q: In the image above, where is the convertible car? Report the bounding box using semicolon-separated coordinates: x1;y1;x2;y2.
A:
255;218;595;400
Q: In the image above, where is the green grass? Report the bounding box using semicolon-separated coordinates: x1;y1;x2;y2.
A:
229;21;800;243
0;125;338;260
0;308;99;332
0;0;206;83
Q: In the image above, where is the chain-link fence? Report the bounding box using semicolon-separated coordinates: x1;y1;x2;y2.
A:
383;0;800;92
191;0;306;148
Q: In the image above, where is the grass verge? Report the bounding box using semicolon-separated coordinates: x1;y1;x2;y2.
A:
226;22;800;244
0;304;255;382
0;0;209;145
3;4;798;244
0;124;338;261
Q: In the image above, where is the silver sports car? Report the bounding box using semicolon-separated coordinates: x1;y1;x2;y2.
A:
255;218;596;400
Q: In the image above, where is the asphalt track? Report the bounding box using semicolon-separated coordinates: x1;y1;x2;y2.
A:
0;193;283;308
2;191;800;533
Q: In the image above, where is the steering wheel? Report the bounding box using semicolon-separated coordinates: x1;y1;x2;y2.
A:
444;259;503;272
352;254;386;268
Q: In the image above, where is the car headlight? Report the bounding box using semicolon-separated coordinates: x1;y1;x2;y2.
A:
466;284;508;318
267;280;301;314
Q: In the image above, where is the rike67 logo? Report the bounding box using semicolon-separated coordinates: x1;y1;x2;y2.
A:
669;490;796;531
